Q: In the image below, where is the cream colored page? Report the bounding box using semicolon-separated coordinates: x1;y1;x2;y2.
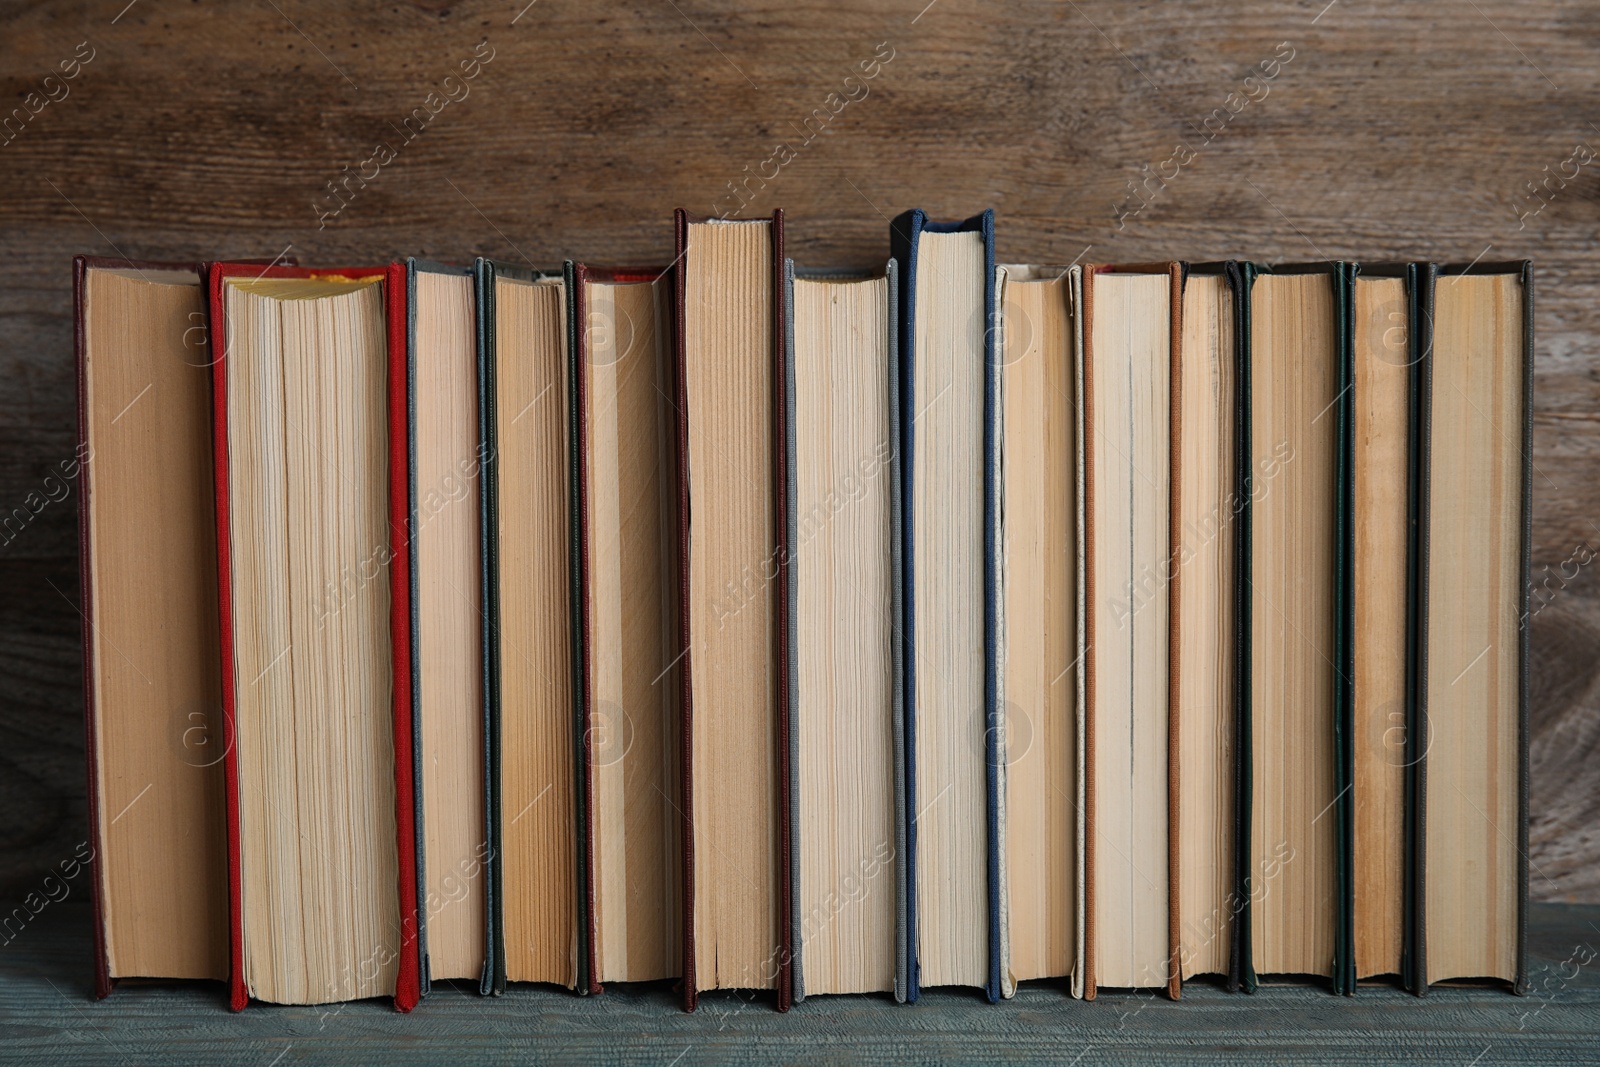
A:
1425;274;1522;985
230;279;399;1004
496;276;576;987
1001;273;1077;983
1249;273;1338;978
1089;273;1170;989
684;221;779;989
588;279;681;982
793;275;896;995
87;270;228;981
1176;274;1235;979
912;231;988;989
1351;276;1408;979
413;270;486;980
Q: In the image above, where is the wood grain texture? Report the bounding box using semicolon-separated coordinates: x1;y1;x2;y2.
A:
1;0;1597;909
1;901;1597;1063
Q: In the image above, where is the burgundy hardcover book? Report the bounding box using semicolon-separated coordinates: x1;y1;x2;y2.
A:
670;211;792;1012
77;256;235;998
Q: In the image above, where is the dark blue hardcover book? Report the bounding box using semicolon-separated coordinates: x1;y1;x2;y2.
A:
890;209;1003;1004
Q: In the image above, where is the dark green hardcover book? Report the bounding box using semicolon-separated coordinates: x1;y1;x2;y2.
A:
407;258;488;998
1405;261;1532;997
1236;262;1355;996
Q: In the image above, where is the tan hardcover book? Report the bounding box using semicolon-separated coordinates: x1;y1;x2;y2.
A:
1246;268;1343;987
1176;267;1238;983
1079;264;1181;999
573;265;682;985
789;265;898;998
410;262;488;985
1417;265;1529;992
1351;270;1410;981
489;267;578;990
998;265;1077;991
77;259;228;993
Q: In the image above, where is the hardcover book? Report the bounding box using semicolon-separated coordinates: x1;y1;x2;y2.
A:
1408;261;1531;995
407;259;488;995
209;261;421;1010
77;257;229;997
996;263;1078;996
474;259;583;995
1237;262;1356;995
570;262;683;988
785;260;904;1001
1176;262;1245;991
671;210;793;1011
890;209;1004;1003
1077;263;1181;999
1349;262;1416;984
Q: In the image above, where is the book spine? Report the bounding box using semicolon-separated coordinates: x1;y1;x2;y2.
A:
1165;262;1185;1002
207;264;249;1013
1080;263;1098;1002
771;210;794;1014
476;259;507;997
1233;263;1258;995
567;262;601;996
1515;260;1534;997
73;256;113;1001
1069;263;1088;1001
1333;262;1358;998
386;262;422;1013
671;210;698;1013
978;210;1003;1007
888;207;923;1003
405;260;431;1001
782;257;803;1005
1219;260;1247;996
1403;262;1435;996
885;257;910;1005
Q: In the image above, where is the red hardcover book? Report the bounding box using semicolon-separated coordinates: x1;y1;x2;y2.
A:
208;262;419;1012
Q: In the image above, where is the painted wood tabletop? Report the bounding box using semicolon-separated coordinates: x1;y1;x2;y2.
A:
1;902;1596;1064
0;0;1596;978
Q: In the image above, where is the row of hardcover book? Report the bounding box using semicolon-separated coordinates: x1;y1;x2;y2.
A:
76;208;1530;1012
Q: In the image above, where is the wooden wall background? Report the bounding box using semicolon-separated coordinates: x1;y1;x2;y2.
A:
1;0;1595;904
